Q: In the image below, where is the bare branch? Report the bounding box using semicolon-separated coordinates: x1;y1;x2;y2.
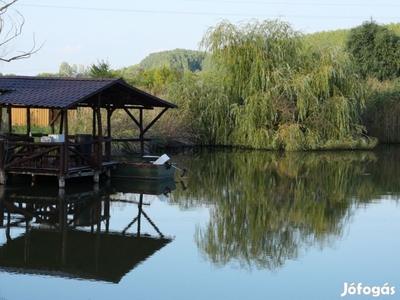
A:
0;0;18;16
0;0;44;63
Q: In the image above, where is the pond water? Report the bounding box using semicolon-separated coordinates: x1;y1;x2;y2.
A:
0;145;399;300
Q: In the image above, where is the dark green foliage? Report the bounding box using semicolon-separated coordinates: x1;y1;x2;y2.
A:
121;66;183;98
139;49;205;72
89;60;117;78
363;79;400;142
345;20;400;80
166;71;234;145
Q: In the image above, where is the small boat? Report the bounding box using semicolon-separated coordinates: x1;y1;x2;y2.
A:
111;154;185;180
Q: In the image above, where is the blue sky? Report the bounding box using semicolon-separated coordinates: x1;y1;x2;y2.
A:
1;0;399;76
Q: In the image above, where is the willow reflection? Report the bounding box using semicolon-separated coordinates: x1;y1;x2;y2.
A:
188;150;378;270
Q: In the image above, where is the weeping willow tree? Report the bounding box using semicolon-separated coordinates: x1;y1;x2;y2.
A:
166;71;235;145
195;19;378;150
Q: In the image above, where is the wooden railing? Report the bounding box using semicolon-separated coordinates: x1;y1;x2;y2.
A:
0;136;112;179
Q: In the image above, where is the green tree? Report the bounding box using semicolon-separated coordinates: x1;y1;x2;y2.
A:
192;19;376;150
59;62;88;77
89;59;116;78
37;62;88;77
345;19;400;80
141;66;182;96
166;71;234;145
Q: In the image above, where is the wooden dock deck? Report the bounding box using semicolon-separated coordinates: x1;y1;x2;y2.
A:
0;136;118;187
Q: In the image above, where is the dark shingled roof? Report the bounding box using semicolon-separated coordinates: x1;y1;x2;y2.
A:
0;76;178;109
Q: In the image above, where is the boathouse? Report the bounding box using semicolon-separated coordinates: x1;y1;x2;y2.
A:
0;76;177;187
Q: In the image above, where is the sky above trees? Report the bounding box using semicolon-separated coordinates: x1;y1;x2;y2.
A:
0;0;399;76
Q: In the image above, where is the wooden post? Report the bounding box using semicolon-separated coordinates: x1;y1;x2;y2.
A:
64;109;69;176
0;184;5;225
26;107;31;136
139;108;144;157
7;107;11;133
59;110;64;134
0;139;4;184
59;143;65;188
58;109;69;188
92;105;96;137
50;109;55;134
94;94;102;183
106;106;112;161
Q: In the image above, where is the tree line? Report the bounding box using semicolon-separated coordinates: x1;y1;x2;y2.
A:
2;0;400;151
37;19;400;150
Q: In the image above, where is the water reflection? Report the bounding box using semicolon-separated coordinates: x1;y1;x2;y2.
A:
171;149;391;270
0;179;175;283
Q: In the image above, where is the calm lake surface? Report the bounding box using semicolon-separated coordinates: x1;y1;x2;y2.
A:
0;145;399;300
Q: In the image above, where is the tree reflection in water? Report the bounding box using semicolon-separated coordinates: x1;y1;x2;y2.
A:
175;150;379;270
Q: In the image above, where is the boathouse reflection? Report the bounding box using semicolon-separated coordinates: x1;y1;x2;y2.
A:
0;180;175;283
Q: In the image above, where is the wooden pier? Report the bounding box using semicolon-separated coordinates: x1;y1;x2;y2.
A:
0;76;177;187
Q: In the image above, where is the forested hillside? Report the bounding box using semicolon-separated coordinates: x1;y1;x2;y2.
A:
303;29;349;48
303;21;400;49
138;49;205;72
137;22;400;70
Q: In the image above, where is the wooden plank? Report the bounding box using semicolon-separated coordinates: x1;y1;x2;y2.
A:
5;145;59;168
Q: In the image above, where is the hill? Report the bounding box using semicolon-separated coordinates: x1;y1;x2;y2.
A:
303;21;400;49
138;48;205;72
133;21;400;73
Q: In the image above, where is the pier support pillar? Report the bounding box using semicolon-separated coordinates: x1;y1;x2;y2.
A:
0;171;6;185
94;171;100;183
31;174;37;186
58;176;65;188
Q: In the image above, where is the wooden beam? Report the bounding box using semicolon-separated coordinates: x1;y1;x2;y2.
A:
139;108;144;156
92;104;96;137
123;107;140;128
50;109;55;134
50;109;62;126
5;145;59;168
106;106;113;161
26;107;31;136
64;108;69;176
7;107;11;133
143;107;169;135
96;94;103;171
59;110;64;134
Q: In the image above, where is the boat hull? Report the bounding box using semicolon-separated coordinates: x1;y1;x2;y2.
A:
111;162;176;180
111;177;176;195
